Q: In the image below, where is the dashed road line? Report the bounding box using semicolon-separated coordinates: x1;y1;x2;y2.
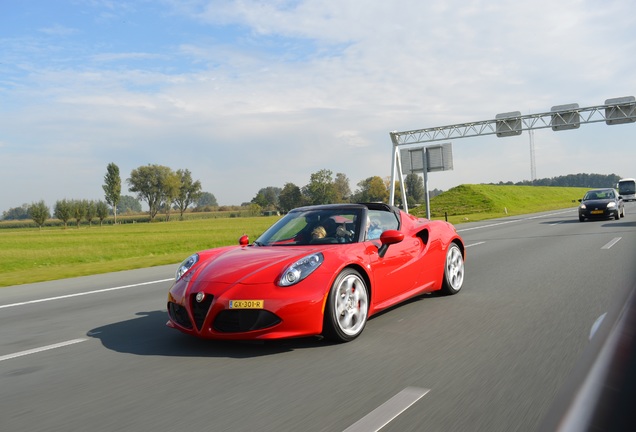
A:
0;279;172;309
343;387;430;432
466;241;486;248
601;237;622;250
0;338;88;362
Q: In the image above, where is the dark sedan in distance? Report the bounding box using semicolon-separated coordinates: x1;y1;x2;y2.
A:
578;188;625;222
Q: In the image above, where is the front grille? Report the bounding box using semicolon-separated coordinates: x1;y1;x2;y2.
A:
168;302;193;329
190;293;214;331
213;310;281;333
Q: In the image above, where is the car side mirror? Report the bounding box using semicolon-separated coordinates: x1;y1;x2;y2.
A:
378;230;404;257
239;235;249;246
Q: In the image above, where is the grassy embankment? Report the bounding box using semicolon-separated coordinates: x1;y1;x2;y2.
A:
0;185;588;287
418;184;587;223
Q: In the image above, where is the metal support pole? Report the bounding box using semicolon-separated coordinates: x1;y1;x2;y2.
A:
423;150;430;219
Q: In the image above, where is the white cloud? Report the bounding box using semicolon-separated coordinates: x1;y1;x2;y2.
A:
39;24;78;36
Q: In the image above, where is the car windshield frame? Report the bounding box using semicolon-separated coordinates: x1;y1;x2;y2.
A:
254;206;366;246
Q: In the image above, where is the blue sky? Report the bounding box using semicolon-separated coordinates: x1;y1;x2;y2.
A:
1;0;636;211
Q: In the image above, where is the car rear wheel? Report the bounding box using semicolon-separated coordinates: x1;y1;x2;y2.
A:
440;243;464;295
323;269;369;342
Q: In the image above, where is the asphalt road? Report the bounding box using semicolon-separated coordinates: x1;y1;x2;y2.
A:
1;204;635;432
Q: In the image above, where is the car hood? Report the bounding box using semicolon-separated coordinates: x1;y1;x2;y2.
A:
194;246;322;284
582;199;613;206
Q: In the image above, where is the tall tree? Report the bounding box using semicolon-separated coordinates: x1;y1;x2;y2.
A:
72;200;87;228
95;201;109;226
304;169;336;205
127;164;173;221
251;186;281;210
352;176;389;203
103;163;121;223
85;200;96;226
405;173;425;204
174;169;203;220
333;173;351;203
251;192;268;208
117;195;142;214
28;200;50;229
162;170;181;221
196;192;218;208
279;183;304;212
390;180;404;208
54;199;73;228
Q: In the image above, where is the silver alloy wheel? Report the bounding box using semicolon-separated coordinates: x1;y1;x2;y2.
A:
444;244;464;292
333;273;368;336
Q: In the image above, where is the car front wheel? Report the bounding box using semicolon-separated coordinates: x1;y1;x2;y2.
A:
440;243;464;295
323;269;369;342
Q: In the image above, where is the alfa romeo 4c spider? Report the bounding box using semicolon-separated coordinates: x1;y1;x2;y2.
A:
167;202;465;342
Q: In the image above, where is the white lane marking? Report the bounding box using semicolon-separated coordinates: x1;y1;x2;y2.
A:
343;387;430;432
465;241;485;248
0;338;88;362
0;278;173;309
456;209;575;232
457;219;520;232
601;237;622;249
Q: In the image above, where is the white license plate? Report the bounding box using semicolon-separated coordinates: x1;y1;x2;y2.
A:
229;300;264;309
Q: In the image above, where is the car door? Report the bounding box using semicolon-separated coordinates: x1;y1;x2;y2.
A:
365;211;435;308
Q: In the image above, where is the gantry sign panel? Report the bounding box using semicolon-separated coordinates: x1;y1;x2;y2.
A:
400;143;453;175
389;96;636;213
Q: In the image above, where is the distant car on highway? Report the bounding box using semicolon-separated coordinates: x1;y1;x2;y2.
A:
578;188;625;222
166;202;465;343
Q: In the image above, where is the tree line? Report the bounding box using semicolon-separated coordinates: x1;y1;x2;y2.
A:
1;163;427;226
2;163;213;227
494;173;623;188
250;169;427;213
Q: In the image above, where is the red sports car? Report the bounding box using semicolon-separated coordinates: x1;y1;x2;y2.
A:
166;203;465;342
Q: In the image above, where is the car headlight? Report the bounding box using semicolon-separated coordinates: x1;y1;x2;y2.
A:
607;202;616;208
579;204;586;209
278;253;324;287
176;253;199;281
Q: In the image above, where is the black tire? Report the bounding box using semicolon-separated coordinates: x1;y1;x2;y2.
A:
579;215;585;222
615;211;620;220
323;269;369;342
439;243;464;295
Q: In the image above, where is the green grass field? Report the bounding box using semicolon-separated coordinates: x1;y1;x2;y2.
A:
0;216;278;287
0;184;589;288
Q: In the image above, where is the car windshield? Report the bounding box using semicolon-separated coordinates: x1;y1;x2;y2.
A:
584;190;614;200
254;208;363;246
